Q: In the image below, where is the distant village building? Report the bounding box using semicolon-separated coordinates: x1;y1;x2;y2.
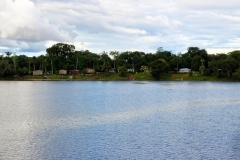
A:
86;68;95;74
59;69;67;75
179;68;191;74
69;70;79;75
127;69;135;73
109;68;116;73
33;70;43;75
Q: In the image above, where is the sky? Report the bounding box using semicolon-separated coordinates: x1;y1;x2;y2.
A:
1;0;240;57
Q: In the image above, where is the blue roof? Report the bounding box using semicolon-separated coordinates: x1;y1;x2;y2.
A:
180;68;190;70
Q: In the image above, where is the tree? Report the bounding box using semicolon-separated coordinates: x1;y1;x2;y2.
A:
191;55;201;71
32;56;37;71
16;55;29;75
5;52;12;58
140;65;148;72
42;57;48;74
17;67;28;75
116;51;130;68
186;47;200;58
109;50;119;69
149;59;169;80
0;59;14;78
118;66;128;77
155;49;172;62
143;53;156;66
199;59;206;74
228;50;240;61
182;47;209;69
169;56;186;73
99;52;111;72
46;43;75;57
46;43;75;70
221;59;238;77
47;53;56;74
233;68;240;81
28;57;32;74
129;51;145;72
37;55;45;70
216;53;227;60
208;60;222;77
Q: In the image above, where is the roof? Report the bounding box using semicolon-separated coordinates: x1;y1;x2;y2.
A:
180;68;190;70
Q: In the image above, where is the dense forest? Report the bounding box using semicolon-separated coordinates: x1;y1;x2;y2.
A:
1;43;240;80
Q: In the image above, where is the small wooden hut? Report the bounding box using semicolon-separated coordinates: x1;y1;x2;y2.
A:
33;70;43;75
59;69;67;75
69;70;79;75
86;68;95;74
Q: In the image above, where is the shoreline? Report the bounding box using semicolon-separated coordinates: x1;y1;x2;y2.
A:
1;78;239;82
0;73;239;82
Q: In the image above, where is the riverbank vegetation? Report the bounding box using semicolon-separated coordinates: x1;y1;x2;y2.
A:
1;43;240;81
19;72;235;82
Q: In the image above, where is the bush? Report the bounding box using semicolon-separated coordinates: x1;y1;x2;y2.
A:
118;66;128;77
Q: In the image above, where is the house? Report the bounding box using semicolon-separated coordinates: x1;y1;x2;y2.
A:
109;68;116;73
69;70;79;75
127;69;135;73
33;70;43;75
86;68;95;74
59;69;67;75
179;68;191;74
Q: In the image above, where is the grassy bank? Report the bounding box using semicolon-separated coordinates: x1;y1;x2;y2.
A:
22;73;134;81
162;74;232;81
16;72;238;82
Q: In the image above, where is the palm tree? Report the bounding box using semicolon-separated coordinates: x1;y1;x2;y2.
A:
48;53;54;74
32;56;37;71
109;50;119;69
0;59;14;78
37;55;45;70
28;57;32;74
42;58;48;74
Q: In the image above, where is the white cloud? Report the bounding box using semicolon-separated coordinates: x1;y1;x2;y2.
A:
1;0;240;55
0;0;72;42
0;39;29;49
177;0;240;10
206;48;240;54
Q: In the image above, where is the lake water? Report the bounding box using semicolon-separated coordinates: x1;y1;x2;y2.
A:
0;81;240;159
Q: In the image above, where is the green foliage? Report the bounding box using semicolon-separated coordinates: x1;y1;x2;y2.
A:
17;67;28;75
46;43;76;71
0;59;14;77
99;52;111;72
109;50;119;69
189;69;193;76
149;59;169;80
199;59;207;75
118;66;128;77
140;65;148;72
233;68;240;81
134;72;152;80
221;59;238;77
2;44;240;81
191;55;201;71
228;50;240;61
46;43;75;58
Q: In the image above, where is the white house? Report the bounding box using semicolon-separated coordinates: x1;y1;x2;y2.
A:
127;69;135;73
179;68;191;74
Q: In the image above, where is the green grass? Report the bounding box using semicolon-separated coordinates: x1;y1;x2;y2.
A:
163;73;238;82
21;73;239;82
134;72;153;81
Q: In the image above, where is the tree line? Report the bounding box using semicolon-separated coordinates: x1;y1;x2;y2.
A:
1;43;240;80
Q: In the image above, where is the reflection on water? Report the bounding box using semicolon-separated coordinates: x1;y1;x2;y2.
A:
0;81;240;159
